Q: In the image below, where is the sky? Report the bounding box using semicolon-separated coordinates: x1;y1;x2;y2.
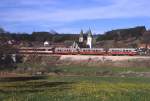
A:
0;0;150;34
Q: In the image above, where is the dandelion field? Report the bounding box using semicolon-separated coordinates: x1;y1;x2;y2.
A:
1;76;150;101
2;59;150;101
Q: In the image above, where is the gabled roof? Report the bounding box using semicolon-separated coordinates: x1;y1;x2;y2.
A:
75;41;88;48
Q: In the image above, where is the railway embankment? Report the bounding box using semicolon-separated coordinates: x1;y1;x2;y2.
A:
60;55;150;62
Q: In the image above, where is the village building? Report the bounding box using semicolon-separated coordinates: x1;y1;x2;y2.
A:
71;29;93;49
42;29;93;48
79;29;84;43
44;41;50;47
86;29;93;48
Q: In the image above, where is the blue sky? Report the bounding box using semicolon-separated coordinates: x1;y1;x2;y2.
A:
0;0;150;34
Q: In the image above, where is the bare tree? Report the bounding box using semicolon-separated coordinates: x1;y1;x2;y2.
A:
0;44;18;70
142;31;150;49
142;30;150;55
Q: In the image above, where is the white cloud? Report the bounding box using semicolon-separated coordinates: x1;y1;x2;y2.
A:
1;0;149;23
50;0;149;21
54;27;104;34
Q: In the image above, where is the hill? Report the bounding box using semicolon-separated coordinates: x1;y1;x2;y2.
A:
95;26;147;48
0;26;149;48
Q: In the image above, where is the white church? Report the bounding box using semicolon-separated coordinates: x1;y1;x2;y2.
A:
71;29;93;49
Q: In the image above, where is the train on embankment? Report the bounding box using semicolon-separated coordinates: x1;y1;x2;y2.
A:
19;47;146;56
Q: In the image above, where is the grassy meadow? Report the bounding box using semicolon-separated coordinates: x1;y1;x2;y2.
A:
1;56;150;101
1;76;150;101
56;65;150;74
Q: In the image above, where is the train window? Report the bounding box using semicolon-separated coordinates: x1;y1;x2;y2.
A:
39;49;46;51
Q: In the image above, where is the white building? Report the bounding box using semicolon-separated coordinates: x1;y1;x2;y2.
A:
44;41;49;47
71;29;93;49
79;30;84;43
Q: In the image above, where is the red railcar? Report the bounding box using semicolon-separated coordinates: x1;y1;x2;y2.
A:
19;47;138;56
19;47;53;55
54;48;78;55
108;48;138;56
79;48;106;55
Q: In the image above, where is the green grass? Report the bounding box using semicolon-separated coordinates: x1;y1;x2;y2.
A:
2;63;150;101
47;76;150;83
56;65;150;75
1;76;150;101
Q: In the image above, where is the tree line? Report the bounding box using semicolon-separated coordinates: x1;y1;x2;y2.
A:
0;28;79;43
1;26;150;71
0;26;149;43
96;26;146;41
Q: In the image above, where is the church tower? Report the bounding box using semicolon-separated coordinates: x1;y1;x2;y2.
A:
79;29;84;43
86;29;93;48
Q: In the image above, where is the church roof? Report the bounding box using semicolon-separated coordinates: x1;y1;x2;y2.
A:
75;41;88;48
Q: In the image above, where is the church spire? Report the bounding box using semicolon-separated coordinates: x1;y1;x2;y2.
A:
80;29;83;37
87;29;92;37
79;29;84;43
